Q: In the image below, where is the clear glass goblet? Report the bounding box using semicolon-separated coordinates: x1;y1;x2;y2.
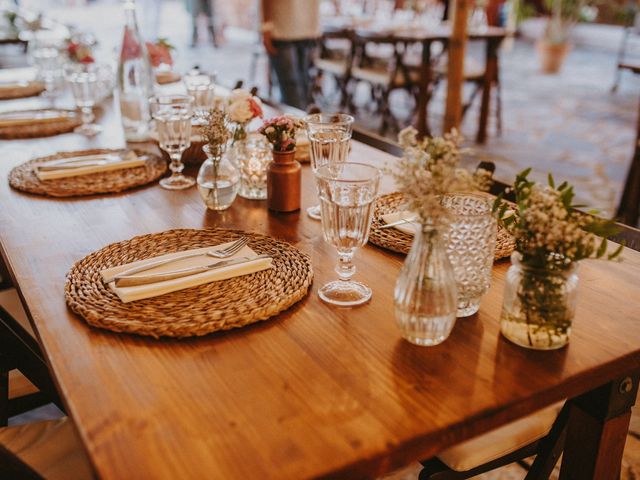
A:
187;83;216;118
304;113;354;220
315;162;381;306
65;65;102;137
150;94;195;190
31;38;64;101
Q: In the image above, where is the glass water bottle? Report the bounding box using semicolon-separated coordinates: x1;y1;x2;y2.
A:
117;0;153;142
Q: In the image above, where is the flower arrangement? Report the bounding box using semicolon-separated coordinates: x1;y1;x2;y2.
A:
200;108;230;156
66;38;95;64
493;168;622;270
146;38;174;68
258;116;304;153
392;126;492;222
226;89;263;142
493;168;622;349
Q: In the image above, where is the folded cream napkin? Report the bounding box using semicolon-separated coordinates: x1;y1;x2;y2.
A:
100;242;272;303
0;110;70;128
35;151;145;181
380;211;419;236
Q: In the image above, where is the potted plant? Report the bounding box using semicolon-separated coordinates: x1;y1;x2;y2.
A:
536;0;598;73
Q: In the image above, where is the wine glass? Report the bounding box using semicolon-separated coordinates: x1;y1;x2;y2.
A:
150;94;195;190
314;162;381;306
304;113;354;220
65;65;102;137
30;37;64;101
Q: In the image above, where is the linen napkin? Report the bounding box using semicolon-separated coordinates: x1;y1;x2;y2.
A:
380;211;419;235
100;242;272;303
35;151;146;181
0;110;71;128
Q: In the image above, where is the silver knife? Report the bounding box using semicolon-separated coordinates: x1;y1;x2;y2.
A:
113;254;271;288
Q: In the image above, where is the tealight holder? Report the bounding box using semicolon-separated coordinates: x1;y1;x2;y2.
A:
230;133;272;200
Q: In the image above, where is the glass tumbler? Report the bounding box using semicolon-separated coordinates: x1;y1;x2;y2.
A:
441;193;497;317
304;113;354;220
315;162;380;306
150;94;195;190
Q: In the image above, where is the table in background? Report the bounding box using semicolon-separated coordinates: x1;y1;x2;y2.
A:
0;83;639;479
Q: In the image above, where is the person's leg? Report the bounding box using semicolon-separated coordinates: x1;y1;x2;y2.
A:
296;40;317;109
270;40;306;109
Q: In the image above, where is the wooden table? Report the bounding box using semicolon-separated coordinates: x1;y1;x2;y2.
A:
1;86;640;479
323;22;506;142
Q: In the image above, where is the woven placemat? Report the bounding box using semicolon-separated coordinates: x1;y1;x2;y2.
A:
0;81;45;100
0;109;82;139
65;228;314;338
9;148;167;197
369;192;515;261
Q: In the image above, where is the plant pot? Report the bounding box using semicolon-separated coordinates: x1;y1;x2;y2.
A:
536;40;571;74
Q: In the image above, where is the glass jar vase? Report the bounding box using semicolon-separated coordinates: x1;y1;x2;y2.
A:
197;144;240;211
226;132;272;200
500;253;579;350
441;193;497;317
394;223;458;346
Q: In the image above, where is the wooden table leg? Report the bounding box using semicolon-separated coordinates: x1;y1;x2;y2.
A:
475;37;501;144
416;40;433;138
559;372;639;479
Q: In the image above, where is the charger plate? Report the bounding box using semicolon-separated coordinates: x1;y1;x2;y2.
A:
0;81;45;100
65;228;314;338
9;148;167;197
0;109;81;139
369;192;515;261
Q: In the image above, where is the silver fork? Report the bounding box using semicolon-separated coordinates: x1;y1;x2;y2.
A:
106;237;249;282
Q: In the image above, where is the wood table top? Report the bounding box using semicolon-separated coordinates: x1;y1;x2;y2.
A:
1;86;640;479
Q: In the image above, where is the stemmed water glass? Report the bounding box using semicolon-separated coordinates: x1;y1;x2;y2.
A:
184;71;216;116
150;94;195;190
315;162;381;306
30;37;65;101
65;64;102;137
304;113;354;220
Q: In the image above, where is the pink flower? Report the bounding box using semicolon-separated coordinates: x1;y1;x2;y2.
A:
248;98;263;118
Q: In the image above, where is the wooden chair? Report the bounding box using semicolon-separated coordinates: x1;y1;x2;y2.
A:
612;1;640;93
431;51;503;135
0;295;92;479
347;32;421;134
617;95;640;227
312;30;353;108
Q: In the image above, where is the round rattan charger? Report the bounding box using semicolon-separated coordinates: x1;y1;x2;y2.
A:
369;192;515;261
65;228;314;338
0;82;45;100
0;109;82;139
9;148;167;197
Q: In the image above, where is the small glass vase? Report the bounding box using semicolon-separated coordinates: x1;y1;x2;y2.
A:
226;130;272;200
394;222;458;347
197;144;240;211
442;193;497;317
500;253;579;350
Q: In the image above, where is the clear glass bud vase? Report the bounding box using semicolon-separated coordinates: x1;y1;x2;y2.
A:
394;223;458;346
197;144;240;211
500;253;579;350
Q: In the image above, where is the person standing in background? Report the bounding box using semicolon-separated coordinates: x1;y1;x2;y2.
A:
261;0;320;109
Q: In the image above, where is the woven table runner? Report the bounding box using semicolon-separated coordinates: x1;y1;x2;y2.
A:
9;149;167;197
65;228;314;338
369;192;515;260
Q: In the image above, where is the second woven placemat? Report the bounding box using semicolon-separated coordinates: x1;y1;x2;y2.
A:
0;81;45;100
65;228;314;338
0;109;82;139
9;148;167;197
369;192;515;261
